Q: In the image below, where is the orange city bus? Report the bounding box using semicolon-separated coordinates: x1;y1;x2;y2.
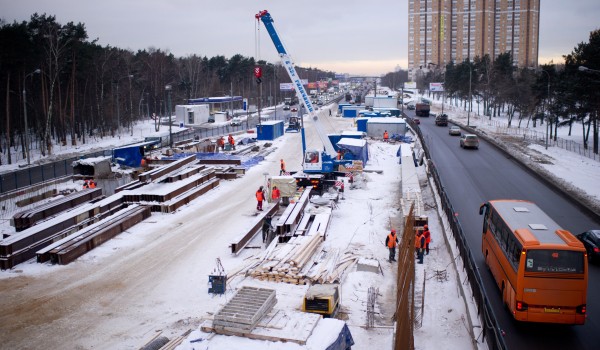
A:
479;199;588;325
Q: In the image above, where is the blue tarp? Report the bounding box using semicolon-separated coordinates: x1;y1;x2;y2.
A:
336;138;369;165
325;323;355;350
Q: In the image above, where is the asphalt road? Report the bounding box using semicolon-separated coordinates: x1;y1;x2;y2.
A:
411;112;600;350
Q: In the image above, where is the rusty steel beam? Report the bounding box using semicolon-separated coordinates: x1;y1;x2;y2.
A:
230;203;280;255
198;159;242;165
12;188;103;231
160;178;220;213
138;155;197;183
50;205;151;265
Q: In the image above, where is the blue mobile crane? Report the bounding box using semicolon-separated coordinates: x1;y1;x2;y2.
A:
255;10;354;191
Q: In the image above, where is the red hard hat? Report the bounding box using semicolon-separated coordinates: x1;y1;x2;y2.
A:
391;229;396;234
424;225;428;229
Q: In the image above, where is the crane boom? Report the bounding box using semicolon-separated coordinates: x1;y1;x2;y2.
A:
255;10;337;158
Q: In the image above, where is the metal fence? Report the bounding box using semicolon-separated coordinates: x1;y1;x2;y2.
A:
407;118;507;350
482;119;599;162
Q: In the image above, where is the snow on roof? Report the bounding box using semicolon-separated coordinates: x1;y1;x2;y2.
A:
367;117;406;124
337;138;366;147
72;156;111;166
259;120;283;126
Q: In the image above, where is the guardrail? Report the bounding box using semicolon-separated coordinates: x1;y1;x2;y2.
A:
406;118;507;350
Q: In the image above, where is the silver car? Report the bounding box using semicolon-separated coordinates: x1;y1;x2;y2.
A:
460;134;479;149
448;126;461;136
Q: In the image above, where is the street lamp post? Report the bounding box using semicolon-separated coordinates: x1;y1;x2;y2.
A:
541;70;550;150
467;64;472;127
23;69;41;165
165;84;173;148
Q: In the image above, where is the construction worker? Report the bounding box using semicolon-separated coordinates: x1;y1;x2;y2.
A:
256;186;265;211
217;136;225;151
140;157;147;168
385;229;398;263
280;159;286;175
423;224;431;255
83;180;89;189
416;230;425;264
228;134;236;150
262;215;273;243
383;130;389;142
271;186;281;201
89;180;97;189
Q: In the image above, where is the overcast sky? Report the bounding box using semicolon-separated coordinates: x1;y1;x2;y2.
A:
1;0;599;76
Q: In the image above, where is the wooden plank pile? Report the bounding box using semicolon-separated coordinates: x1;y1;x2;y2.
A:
202;309;321;345
248;233;325;285
247;216;359;285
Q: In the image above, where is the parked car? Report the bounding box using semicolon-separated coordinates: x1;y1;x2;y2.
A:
407;104;416;110
576;230;600;262
448;125;461;136
230;117;242;126
283;105;290;111
460;134;479;149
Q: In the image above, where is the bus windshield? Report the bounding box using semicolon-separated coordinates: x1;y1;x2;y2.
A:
525;250;585;274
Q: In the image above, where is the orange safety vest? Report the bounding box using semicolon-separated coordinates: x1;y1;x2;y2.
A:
424;230;431;244
272;188;280;200
256;190;264;201
383;131;389;140
280;160;285;170
89;181;96;189
387;233;397;248
228;136;235;145
415;233;424;249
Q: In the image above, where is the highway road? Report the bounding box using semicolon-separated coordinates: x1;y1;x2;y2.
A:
409;111;600;349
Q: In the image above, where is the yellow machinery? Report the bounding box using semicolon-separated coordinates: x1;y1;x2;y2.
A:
302;283;340;317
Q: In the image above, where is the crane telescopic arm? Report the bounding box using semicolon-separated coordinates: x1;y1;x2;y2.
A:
255;10;337;157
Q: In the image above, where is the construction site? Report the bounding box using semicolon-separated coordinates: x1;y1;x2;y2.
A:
0;102;475;350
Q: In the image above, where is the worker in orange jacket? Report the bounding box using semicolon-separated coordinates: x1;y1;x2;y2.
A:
256;186;265;211
271;186;281;201
423;224;431;255
89;180;96;189
415;230;425;264
280;159;286;175
385;229;398;263
228;134;236;150
383;130;389;142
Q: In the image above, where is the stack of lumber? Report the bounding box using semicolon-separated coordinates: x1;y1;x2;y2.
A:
246;231;358;285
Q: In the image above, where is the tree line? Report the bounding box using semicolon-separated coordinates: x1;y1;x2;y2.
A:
381;30;600;154
0;13;335;164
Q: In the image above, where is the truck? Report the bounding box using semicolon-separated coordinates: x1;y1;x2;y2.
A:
415;103;430;117
256;10;354;192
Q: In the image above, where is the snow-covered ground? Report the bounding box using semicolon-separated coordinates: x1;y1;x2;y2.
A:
0;97;597;349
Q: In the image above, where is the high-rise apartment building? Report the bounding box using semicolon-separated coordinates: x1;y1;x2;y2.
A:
408;0;540;77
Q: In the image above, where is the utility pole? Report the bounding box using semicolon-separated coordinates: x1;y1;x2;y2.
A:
23;69;41;165
165;84;172;148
